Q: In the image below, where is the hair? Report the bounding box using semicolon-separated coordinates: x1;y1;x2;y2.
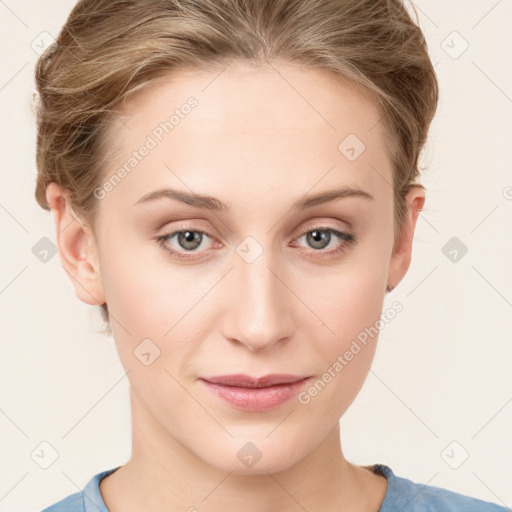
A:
33;0;439;334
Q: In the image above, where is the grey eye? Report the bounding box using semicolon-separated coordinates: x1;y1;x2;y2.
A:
305;229;332;250
175;230;204;251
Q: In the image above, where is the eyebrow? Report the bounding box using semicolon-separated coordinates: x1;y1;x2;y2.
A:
134;185;374;211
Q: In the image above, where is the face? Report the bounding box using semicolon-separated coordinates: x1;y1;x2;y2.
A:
49;61;422;475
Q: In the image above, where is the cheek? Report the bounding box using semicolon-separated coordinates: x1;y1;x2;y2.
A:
292;243;389;405
330;269;386;343
314;277;384;370
300;245;388;346
98;240;218;373
295;288;384;424
98;232;194;333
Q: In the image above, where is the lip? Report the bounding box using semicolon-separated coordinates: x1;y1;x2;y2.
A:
199;374;311;412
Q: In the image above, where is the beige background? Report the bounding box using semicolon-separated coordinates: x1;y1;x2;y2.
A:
1;1;511;510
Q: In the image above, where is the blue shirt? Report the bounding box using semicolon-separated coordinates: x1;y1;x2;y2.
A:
41;463;510;511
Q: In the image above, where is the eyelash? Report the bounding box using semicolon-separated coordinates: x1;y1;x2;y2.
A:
155;225;357;261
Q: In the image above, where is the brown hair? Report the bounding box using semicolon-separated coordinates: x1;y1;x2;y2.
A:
33;0;439;331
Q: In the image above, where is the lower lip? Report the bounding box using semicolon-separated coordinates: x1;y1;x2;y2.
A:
200;378;310;412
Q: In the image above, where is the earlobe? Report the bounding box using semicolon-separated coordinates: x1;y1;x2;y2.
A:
45;182;106;306
386;187;425;292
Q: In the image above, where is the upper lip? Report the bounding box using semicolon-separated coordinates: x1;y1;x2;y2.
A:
201;374;311;388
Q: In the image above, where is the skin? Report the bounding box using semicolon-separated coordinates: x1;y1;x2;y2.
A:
46;61;424;512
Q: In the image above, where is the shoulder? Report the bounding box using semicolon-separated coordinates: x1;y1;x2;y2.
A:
39;467;120;512
370;464;510;512
40;491;84;512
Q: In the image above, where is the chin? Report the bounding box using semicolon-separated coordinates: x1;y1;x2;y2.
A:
197;437;305;475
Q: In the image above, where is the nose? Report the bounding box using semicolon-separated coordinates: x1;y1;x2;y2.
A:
221;251;294;352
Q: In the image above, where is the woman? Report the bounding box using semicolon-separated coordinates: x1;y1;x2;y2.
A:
34;0;508;510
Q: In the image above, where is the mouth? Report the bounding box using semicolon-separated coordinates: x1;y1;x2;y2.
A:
199;374;312;412
200;374;311;388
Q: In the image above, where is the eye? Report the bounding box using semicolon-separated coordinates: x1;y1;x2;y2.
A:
155;225;357;261
156;228;215;260
293;227;356;256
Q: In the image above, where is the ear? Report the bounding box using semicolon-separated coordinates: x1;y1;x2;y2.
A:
386;186;425;291
45;182;106;306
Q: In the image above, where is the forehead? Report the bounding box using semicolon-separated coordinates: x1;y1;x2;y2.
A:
101;61;392;209
117;61;383;136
